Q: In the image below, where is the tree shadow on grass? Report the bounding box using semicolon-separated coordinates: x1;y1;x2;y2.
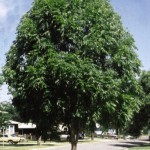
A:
110;140;150;149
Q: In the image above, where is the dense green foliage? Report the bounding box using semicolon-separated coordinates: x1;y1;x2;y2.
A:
0;102;9;129
3;0;141;148
0;102;21;130
0;102;22;122
127;71;150;137
0;74;4;86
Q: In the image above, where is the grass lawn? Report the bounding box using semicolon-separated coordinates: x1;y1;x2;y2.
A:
0;141;69;150
129;146;150;150
129;142;150;150
0;137;93;150
1;138;149;150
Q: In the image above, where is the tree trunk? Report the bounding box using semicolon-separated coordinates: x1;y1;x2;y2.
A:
116;127;119;139
89;120;96;140
91;132;94;140
37;135;41;145
71;142;77;150
36;126;42;146
70;127;79;150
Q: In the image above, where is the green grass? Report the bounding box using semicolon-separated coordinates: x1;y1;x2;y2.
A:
0;138;93;150
129;143;150;150
129;146;150;150
0;141;69;150
1;138;149;150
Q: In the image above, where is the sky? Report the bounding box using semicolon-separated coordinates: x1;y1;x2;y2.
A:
0;0;150;102
110;0;150;71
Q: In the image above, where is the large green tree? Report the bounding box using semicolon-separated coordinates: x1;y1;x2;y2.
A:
3;0;141;149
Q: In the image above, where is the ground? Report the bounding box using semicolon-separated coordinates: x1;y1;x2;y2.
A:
34;138;149;150
0;136;149;150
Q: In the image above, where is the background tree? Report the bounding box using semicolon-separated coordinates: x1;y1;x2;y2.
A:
127;71;150;137
99;79;142;136
0;102;9;127
0;101;22;132
0;74;7;131
3;0;141;149
0;111;9;133
0;74;4;86
0;101;21;122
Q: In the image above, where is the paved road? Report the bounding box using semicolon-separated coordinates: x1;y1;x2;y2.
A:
34;138;150;150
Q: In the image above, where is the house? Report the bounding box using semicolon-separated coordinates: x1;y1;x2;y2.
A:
18;122;36;135
4;120;36;138
5;120;19;135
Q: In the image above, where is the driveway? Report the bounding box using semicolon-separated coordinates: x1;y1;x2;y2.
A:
35;138;150;150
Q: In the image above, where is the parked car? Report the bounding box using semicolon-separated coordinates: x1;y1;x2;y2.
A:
0;134;21;144
11;134;25;142
59;131;69;141
95;130;102;137
124;135;134;139
59;132;84;141
101;132;117;139
78;132;84;139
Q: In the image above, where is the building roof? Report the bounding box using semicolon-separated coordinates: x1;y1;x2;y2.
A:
9;120;20;124
18;123;36;129
9;120;36;129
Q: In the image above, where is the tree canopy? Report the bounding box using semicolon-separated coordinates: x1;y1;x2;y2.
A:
3;0;141;149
